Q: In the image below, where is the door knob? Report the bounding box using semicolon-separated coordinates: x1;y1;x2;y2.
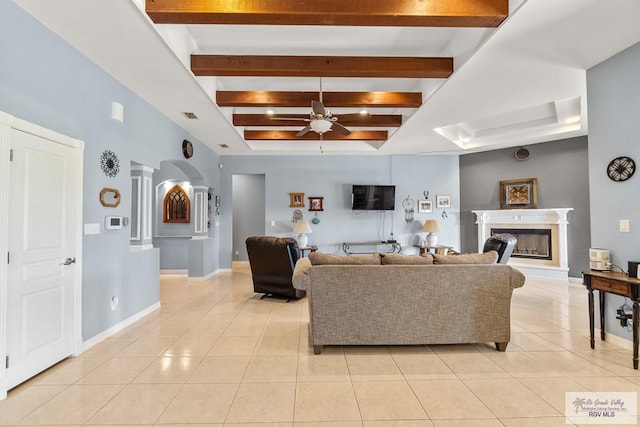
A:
61;257;76;266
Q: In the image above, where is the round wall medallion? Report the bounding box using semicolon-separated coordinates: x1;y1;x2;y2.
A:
182;139;194;159
514;147;530;161
607;156;635;182
100;150;120;178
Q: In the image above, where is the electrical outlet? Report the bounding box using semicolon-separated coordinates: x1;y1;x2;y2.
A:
620;219;630;232
111;296;119;311
616;308;632;327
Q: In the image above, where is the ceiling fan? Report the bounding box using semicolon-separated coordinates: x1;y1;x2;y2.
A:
271;78;365;137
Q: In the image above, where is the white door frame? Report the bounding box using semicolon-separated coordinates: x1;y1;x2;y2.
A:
0;111;84;400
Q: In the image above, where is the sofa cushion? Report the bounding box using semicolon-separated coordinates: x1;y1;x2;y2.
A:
433;250;498;264
309;252;381;265
381;253;434;265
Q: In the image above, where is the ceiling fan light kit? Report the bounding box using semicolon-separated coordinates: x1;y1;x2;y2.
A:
310;119;333;134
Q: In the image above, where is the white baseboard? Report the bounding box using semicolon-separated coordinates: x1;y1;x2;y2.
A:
81;302;161;352
189;269;221;281
568;276;583;283
160;269;187;275
595;329;633;350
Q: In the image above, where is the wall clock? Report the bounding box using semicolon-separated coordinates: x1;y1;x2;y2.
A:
182;139;193;159
607;156;635;182
100;150;120;178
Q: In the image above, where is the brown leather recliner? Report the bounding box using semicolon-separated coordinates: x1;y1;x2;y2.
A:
245;236;306;300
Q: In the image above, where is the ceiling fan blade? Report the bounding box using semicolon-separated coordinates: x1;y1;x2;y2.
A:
331;122;351;136
312;100;326;116
270;117;312;121
296;125;312;137
336;113;370;120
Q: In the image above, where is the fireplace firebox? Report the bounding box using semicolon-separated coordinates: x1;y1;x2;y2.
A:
491;228;552;260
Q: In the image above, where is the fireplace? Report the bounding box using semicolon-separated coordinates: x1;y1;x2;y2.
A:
491;228;552;260
473;208;573;281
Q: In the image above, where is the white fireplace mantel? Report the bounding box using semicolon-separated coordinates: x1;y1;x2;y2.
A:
472;208;573;281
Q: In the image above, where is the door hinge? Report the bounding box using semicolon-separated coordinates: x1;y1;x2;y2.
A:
5;356;8;369
9;149;13;162
6;252;9;265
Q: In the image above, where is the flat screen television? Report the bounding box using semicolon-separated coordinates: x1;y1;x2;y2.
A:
352;185;396;210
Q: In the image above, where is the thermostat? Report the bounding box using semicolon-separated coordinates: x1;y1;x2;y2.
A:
105;216;124;230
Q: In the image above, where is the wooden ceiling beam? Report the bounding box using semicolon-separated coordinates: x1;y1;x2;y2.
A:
217;91;422;108
233;114;402;127
146;0;508;28
244;130;388;141
192;55;452;79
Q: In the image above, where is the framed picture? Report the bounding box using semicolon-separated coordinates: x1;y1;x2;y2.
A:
417;199;433;213
289;192;305;208
436;195;451;209
500;178;538;209
308;196;324;211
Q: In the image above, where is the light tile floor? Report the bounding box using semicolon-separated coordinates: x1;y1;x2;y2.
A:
2;264;640;426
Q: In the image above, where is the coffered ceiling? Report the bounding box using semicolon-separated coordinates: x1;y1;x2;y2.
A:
13;0;640;156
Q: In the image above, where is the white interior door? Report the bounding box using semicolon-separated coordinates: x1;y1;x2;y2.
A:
6;128;78;389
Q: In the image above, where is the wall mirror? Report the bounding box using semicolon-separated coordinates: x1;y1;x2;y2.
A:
99;187;121;207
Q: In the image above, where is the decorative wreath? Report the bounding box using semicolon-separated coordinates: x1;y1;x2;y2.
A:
100;150;120;178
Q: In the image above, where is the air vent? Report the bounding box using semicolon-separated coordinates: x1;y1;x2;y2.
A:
219;144;229;148
183;112;198;119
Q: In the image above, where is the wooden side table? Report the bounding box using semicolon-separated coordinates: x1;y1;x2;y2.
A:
299;246;317;257
414;245;453;255
582;269;640;369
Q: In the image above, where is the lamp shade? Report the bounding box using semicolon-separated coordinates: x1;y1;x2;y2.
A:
293;220;312;234
421;219;440;233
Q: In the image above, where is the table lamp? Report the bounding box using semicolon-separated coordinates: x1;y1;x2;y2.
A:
421;219;441;247
293;219;312;248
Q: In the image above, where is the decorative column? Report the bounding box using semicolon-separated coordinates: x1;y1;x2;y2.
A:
130;165;154;250
192;185;209;239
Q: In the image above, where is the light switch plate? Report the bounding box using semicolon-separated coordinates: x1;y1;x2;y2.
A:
84;223;100;235
620;219;630;233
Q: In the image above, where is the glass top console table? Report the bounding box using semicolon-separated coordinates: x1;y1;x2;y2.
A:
342;241;401;255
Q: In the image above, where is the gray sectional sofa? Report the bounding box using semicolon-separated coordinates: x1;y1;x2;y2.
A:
292;251;525;354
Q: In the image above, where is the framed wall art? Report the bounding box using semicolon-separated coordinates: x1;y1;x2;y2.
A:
436;195;451;209
499;178;538;209
290;192;305;208
309;196;324;211
417;199;433;213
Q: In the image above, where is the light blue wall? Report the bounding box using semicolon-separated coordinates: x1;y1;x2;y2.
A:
219;155;460;267
232;174;266;261
0;2;220;340
587;41;640;340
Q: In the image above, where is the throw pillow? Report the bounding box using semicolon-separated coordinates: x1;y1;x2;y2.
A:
381;253;434;265
309;252;381;265
433;250;498;264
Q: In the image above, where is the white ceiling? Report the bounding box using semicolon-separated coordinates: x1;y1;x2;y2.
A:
13;0;640;156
